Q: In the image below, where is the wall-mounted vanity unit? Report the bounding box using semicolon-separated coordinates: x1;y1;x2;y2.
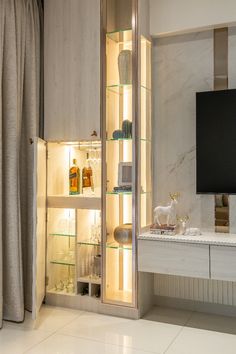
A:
32;0;152;320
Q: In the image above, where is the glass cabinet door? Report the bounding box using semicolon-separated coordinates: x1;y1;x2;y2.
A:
101;0;152;308
102;0;134;307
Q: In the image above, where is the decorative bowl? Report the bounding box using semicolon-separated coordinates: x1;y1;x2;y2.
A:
114;223;132;245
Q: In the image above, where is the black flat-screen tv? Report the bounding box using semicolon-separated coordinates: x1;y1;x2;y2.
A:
196;89;236;194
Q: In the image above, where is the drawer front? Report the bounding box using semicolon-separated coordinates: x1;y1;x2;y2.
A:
138;240;209;279
211;245;236;281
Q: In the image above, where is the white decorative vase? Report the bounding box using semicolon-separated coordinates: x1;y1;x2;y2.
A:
118;50;132;85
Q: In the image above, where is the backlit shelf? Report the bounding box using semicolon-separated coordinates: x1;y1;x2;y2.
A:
50;260;75;266
47;195;101;210
106;241;132;251
106;138;151;142
77;240;101;247
106;84;150;94
77;239;132;251
47;288;75;296
49;233;76;238
106;29;132;43
106;190;150;195
77;276;101;285
106;191;132;195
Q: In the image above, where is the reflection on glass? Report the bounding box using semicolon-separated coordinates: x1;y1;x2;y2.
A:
215;194;229;233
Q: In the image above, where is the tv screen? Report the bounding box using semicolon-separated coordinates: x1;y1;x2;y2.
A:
196;89;236;194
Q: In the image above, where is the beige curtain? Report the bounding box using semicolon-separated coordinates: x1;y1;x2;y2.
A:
0;0;42;326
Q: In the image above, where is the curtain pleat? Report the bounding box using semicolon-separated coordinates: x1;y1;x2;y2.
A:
0;0;41;325
0;0;5;329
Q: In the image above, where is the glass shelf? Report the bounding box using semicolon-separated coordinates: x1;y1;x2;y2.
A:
77;275;101;285
106;84;150;94
77;240;101;247
106;190;150;195
106;29;132;43
77;239;132;251
49;233;76;238
50;260;75;266
106;138;151;142
47;288;75;296
106;191;132;195
107;138;132;141
106;241;132;251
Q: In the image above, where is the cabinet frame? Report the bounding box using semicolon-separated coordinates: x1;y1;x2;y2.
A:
101;0;152;308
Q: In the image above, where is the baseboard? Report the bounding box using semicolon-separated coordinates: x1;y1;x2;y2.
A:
45;292;139;320
154;295;236;317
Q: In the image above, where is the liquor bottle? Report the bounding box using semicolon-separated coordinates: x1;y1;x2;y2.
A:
82;153;94;193
69;158;80;195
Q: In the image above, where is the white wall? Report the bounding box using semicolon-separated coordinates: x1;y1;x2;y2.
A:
152;27;236;306
153;30;214;229
150;0;236;37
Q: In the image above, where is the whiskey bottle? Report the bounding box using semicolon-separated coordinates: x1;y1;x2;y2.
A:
82;153;94;194
69;158;80;195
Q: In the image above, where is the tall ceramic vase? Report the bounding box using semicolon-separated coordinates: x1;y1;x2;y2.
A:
118;50;132;85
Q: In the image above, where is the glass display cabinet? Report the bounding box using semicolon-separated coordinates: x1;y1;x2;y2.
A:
33;139;102;317
101;0;152;308
46;141;102;298
33;0;151;318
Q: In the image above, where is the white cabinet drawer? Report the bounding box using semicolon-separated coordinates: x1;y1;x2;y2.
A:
211;245;236;281
138;240;209;278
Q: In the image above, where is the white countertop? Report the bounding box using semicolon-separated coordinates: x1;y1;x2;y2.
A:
138;231;236;247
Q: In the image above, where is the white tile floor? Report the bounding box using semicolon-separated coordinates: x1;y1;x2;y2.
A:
1;305;236;354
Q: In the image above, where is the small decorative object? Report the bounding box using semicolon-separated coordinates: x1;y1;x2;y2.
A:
112;129;124;140
118;162;132;187
113;185;132;193
177;215;201;236
122;119;132;138
81;285;89;296
184;228;201;236
118;49;132;85
114;223;132;245
94;254;101;278
176;215;189;235
153;192;180;227
150;224;176;236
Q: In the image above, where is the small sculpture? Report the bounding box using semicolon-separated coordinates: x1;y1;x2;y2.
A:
118;50;132;85
154;193;179;226
177;215;201;236
177;215;189;234
185;228;201;236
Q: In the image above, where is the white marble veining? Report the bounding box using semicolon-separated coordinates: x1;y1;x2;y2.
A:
152;29;236;305
153;31;214;230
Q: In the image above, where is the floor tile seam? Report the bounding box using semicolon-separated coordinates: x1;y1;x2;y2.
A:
47;310;86;332
1;322;54;336
56;331;161;354
18;311;86;353
163;325;185;354
183;310;195;326
22;330;58;354
2;310;85;332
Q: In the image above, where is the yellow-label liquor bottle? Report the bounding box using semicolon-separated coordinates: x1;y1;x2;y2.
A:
69;158;80;195
82;153;94;194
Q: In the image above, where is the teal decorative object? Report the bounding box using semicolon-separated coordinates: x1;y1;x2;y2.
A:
122;120;132;138
112;129;124;140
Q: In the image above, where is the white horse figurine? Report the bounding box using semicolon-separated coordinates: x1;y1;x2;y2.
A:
154;193;179;226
